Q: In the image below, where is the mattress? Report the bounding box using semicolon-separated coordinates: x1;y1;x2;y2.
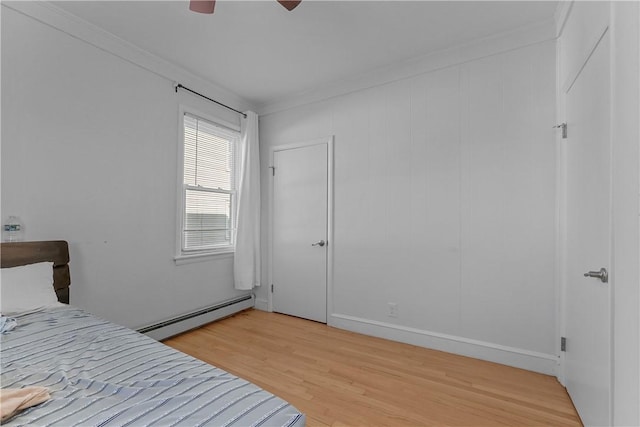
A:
0;306;305;427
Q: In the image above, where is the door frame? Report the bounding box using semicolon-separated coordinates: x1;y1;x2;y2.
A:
267;136;334;323
557;20;614;424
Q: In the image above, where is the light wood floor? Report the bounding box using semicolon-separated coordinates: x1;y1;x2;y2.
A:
163;309;581;427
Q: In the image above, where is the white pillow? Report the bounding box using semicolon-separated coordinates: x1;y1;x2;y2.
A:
0;262;59;315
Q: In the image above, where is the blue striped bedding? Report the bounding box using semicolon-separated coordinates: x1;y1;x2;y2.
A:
0;306;305;427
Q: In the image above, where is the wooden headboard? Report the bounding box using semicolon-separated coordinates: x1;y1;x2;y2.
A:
1;241;70;304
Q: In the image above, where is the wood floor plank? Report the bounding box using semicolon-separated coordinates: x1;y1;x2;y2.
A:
163;309;581;426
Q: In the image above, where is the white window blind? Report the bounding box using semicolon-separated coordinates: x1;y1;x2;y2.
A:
182;113;239;253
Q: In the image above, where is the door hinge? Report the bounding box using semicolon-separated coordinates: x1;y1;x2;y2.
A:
561;336;567;352
268;166;275;176
271;284;274;293
554;123;567;139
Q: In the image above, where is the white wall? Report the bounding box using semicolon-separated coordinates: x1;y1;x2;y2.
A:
1;6;251;329
610;2;640;424
610;2;639;424
258;39;558;373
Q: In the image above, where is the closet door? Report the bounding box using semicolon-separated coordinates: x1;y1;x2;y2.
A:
564;29;612;427
271;140;331;323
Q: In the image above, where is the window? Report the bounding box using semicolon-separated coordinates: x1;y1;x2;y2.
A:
179;112;239;256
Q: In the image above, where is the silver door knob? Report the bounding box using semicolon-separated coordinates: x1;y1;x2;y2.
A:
311;240;326;247
584;267;608;283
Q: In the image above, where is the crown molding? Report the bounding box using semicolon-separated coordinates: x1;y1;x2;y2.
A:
257;18;557;116
4;1;558;118
2;1;256;113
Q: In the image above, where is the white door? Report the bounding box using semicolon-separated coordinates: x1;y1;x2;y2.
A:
564;31;611;426
272;141;329;323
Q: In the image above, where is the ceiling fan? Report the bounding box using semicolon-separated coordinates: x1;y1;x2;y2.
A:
189;0;301;14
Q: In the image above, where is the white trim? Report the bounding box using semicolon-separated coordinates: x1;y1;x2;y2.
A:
554;1;574;39
175;106;188;260
2;1;254;113
329;313;558;375
267;149;274;312
268;136;335;323
607;11;615;424
326;138;335;324
183;108;241;134
258;19;556;116
174;251;233;266
270;138;332;153
555;36;568;386
563;26;610;94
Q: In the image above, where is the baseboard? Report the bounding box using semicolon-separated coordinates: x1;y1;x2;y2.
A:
330;313;558;375
139;295;254;341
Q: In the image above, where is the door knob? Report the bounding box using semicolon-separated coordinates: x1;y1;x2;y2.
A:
311;240;326;247
583;267;608;283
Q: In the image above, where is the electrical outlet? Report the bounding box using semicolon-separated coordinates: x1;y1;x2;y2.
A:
388;302;398;318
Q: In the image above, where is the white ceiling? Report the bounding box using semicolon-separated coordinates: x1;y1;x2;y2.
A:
52;1;558;108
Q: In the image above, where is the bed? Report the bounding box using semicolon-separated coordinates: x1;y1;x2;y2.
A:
0;241;305;426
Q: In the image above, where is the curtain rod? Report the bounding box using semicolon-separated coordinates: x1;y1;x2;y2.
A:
174;83;247;118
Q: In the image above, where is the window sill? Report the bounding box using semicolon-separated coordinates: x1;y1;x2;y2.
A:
174;251;234;266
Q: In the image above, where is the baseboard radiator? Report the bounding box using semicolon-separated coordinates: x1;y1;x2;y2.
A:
138;294;254;341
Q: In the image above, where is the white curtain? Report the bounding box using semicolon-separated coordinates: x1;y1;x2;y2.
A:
234;111;261;290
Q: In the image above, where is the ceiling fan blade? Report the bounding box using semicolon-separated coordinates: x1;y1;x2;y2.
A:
277;0;301;11
189;0;215;14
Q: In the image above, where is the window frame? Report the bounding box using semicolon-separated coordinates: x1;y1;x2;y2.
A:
175;106;241;262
